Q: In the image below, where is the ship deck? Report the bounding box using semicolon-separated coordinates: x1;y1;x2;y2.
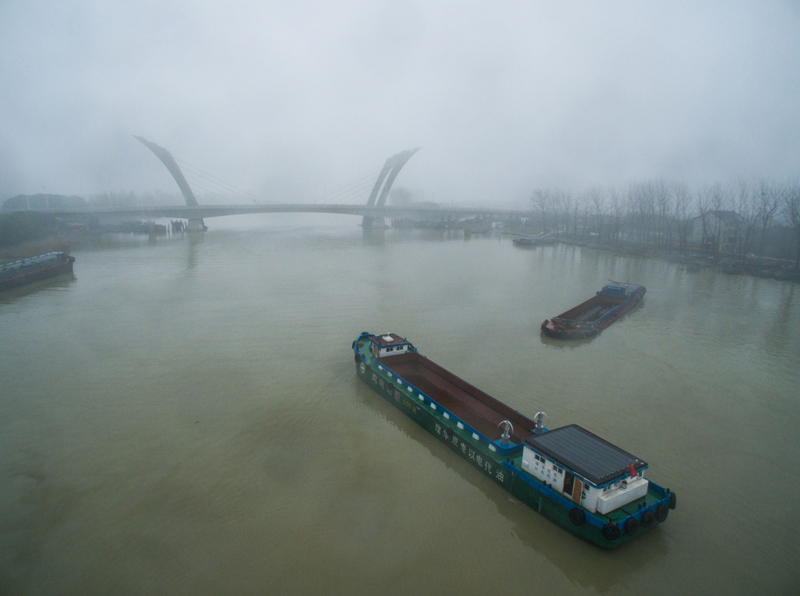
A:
557;294;625;323
378;352;536;444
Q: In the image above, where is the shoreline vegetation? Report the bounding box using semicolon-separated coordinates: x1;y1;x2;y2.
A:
2;178;799;283
552;238;800;283
0;212;73;263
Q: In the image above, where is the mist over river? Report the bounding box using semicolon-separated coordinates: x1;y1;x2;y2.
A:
1;214;798;595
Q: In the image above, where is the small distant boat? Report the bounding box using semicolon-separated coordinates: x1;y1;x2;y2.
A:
352;332;676;547
541;282;645;339
0;252;75;292
512;233;555;247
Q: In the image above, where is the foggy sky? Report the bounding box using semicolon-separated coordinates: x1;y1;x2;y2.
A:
2;1;799;206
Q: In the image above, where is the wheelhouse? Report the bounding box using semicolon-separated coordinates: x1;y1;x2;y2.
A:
522;424;649;514
367;333;413;358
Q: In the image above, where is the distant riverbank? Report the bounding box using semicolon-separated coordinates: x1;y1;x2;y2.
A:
537;237;800;283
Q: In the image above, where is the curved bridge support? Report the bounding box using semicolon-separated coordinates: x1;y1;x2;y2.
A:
363;148;420;228
135;136;206;232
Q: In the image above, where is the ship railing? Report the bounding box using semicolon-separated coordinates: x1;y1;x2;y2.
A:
594;297;634;326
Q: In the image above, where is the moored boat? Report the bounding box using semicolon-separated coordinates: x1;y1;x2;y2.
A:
0;252;76;292
352;332;676;548
541;282;645;339
512;233;555;247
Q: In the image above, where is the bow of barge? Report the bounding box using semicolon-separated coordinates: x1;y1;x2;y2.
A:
353;332;676;548
0;251;75;291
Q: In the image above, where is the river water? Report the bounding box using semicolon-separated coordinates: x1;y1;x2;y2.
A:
1;214;798;595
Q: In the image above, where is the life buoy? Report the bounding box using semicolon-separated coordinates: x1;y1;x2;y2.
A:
624;517;639;536
640;509;655;528
602;523;621;541
655;504;669;522
569;508;586;526
669;491;677;510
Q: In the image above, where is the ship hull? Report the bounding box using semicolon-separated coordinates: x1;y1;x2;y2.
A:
353;339;674;548
0;253;75;292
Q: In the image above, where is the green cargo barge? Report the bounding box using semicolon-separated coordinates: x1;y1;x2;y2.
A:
352;332;676;548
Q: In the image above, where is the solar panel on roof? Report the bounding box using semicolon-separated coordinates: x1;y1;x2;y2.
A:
524;424;646;485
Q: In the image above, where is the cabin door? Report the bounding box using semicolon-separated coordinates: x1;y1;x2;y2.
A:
563;472;574;496
571;478;583;504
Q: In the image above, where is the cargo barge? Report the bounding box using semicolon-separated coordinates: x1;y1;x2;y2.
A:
0;252;75;292
352;332;676;548
541;282;645;339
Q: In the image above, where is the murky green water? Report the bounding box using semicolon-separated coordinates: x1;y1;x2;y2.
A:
1;214;798;595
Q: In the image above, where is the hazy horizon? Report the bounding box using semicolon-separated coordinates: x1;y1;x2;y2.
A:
2;1;798;205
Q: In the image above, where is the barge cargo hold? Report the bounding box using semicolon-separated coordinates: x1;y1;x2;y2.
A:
352;332;676;548
0;252;75;292
541;282;645;340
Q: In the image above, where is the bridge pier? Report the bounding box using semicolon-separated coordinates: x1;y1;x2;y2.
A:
362;215;387;229
188;217;208;232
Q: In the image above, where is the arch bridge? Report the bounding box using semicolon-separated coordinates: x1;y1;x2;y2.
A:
136;137;427;232
11;138;534;227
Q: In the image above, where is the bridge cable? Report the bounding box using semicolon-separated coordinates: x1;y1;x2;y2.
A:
176;158;260;203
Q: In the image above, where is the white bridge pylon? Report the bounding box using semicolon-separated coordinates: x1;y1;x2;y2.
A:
135;136;207;232
362;147;421;228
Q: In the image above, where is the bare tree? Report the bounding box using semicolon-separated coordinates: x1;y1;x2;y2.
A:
671;182;693;253
695;183;731;257
652;180;672;250
783;180;800;269
585;186;606;243
735;179;758;257
756;179;781;255
555;190;570;238
627;181;656;247
532;189;550;234
608;186;624;245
